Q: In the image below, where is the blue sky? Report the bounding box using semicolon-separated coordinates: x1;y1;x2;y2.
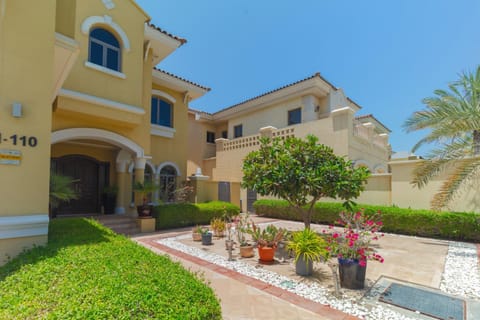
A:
136;0;480;156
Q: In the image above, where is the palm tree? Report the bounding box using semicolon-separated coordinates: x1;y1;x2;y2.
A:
49;173;78;213
403;66;480;210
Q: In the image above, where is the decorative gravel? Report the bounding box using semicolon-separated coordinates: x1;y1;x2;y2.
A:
157;235;478;320
440;241;480;299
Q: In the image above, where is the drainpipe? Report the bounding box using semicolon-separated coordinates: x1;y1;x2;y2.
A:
0;0;5;21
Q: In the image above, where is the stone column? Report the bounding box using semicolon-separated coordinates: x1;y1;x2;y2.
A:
133;157;147;208
189;169;210;203
115;160;129;214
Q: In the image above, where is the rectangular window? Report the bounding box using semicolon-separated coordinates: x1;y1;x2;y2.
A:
288;108;302;125
206;131;215;143
151;97;173;128
221;130;228;139
89;42;104;66
234;124;243;138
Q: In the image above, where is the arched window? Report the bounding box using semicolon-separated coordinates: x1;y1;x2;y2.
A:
89;28;121;71
151;96;173;128
160;165;177;202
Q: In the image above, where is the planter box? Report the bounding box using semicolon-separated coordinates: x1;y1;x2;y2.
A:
137;217;155;233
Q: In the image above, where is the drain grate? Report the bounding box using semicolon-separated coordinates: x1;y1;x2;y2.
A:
379;283;465;320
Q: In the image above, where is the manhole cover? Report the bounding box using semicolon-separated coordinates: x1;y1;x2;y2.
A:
379;283;465;320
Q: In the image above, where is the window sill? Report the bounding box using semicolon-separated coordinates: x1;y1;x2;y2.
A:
84;61;126;79
151;124;176;138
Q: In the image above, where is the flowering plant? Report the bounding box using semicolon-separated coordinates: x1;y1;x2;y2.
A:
324;209;384;267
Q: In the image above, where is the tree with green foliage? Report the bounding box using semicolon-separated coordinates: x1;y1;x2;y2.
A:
403;66;480;210
242;135;370;228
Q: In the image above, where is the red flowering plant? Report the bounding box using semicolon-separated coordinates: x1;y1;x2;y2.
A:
323;209;384;267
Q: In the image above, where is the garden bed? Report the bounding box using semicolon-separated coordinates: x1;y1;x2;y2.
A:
0;218;221;320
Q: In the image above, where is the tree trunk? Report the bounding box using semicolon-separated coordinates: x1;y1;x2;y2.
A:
474;130;480;156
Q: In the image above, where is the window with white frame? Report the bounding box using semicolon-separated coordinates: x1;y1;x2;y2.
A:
151;96;173;128
89;28;121;72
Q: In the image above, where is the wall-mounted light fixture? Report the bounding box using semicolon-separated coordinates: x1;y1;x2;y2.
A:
12;102;22;118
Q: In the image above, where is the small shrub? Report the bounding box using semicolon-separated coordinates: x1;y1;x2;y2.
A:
153;201;240;230
253;199;480;242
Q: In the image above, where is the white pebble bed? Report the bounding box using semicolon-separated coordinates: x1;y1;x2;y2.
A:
157;235;479;320
440;241;480;299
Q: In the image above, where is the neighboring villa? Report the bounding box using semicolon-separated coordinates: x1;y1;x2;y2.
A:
187;73;391;211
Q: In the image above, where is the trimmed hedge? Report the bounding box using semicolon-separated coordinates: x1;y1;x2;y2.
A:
0;218;221;319
153;201;240;230
253;199;480;242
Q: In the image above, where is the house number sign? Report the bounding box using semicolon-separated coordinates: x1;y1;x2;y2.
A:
0;149;21;165
0;132;38;147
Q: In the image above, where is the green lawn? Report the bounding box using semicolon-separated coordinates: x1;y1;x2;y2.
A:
0;218;221;319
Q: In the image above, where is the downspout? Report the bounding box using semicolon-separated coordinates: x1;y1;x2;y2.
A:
0;0;5;21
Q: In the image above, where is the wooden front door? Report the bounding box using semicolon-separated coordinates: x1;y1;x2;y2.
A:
52;155;109;215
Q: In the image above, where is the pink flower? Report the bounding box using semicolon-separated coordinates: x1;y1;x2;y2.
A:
359;260;367;267
333;233;339;239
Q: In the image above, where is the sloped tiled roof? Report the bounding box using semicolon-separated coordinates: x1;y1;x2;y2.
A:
213;72;362;115
147;23;187;45
355;114;391;132
153;67;211;92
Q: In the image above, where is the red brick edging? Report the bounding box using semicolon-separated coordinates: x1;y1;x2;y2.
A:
142;239;359;320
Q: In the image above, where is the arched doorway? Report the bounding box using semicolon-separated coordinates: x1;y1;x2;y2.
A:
159;165;177;202
51;155;109;215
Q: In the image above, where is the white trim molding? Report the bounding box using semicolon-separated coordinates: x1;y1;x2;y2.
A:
58;88;144;115
52;128;145;158
157;161;181;176
81;15;130;51
84;61;126;79
151;124;176;138
0;215;49;240
152;89;176;104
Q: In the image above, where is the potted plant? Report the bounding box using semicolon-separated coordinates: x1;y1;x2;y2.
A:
133;181;158;218
192;225;203;241
102;185;118;215
287;228;328;276
235;213;254;258
249;223;284;262
200;227;213;245
210;217;226;238
324;209;384;289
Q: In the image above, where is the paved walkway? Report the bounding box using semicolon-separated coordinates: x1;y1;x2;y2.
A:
131;216;478;320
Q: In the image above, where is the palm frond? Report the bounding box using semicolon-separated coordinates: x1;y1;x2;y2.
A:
431;158;480;210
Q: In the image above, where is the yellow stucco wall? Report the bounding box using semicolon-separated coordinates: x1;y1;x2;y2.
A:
226;97;303;138
0;1;56;216
0;235;48;266
187;113;217;176
62;0;147;108
390;160;480;212
55;0;76;38
149;86;190;183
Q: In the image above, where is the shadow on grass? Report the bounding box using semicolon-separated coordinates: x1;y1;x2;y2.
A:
0;218;113;281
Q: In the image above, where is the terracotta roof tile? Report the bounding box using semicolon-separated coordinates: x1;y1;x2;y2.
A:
153;67;211;92
147;22;187;45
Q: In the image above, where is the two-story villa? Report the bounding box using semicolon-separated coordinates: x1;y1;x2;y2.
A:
0;0;208;264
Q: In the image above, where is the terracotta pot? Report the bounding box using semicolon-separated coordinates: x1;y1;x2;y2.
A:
338;258;366;289
258;246;275;262
239;245;254;258
192;232;202;241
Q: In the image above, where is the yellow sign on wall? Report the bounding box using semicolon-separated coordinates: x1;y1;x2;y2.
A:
0;149;22;165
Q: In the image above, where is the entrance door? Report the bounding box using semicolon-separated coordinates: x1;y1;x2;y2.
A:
52;155;109;215
218;182;231;202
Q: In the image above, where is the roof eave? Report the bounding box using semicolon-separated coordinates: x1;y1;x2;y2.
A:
152;69;210;100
